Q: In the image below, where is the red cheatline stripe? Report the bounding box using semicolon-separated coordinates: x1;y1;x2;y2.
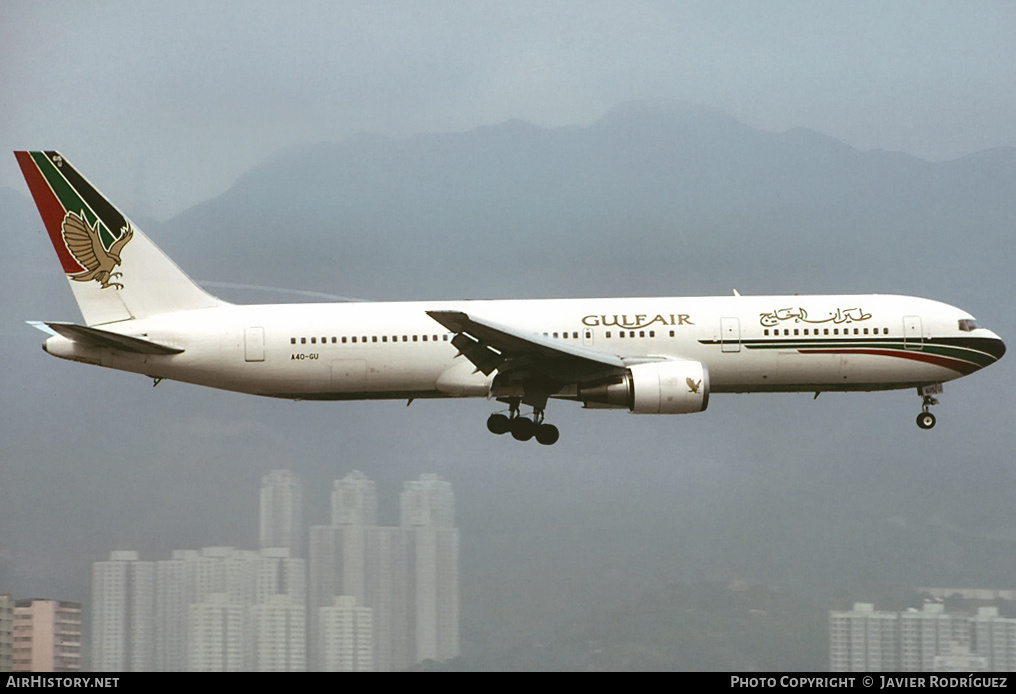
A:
802;348;979;375
14;151;83;274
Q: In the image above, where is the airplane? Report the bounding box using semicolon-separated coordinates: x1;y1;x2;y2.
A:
15;150;1006;445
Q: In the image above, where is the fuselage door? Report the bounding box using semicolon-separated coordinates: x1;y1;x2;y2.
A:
903;316;924;350
244;326;265;362
720;317;741;353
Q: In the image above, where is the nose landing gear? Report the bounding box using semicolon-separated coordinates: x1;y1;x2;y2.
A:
916;384;942;430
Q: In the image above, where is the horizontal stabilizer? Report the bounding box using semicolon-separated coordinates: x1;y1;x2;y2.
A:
39;321;184;355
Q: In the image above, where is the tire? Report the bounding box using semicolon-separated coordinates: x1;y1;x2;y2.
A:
535;424;560;446
916;412;936;430
510;417;536;441
487;413;511;435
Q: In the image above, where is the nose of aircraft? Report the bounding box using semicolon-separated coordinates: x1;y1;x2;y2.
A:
982;330;1006;363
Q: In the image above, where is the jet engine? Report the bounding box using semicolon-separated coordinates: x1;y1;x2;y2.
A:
579;360;709;414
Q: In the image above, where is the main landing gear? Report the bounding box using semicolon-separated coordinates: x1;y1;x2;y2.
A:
915;384;942;430
486;404;560;446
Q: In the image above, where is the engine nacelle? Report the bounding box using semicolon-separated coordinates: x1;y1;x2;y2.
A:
579;361;709;414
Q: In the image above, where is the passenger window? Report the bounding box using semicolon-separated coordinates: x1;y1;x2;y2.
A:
372;336;377;342
413;335;418;342
382;336;387;342
639;331;645;338
290;338;296;344
649;331;655;338
553;332;559;338
342;337;347;344
619;332;625;338
824;329;829;335
422;335;427;342
301;337;307;344
793;329;799;336
606;331;612;338
669;330;675;337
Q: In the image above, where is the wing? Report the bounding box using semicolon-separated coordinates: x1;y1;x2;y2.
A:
427;309;659;384
61;211;108;272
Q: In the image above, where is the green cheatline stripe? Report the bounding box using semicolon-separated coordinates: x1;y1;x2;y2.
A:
918;343;997;368
29;152;116;249
701;338;997;368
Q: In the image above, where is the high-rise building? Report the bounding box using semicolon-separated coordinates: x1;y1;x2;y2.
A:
188;593;243;672
829;602;900;672
0;594;13;672
92;551;154;672
250;594;306;671
91;469;455;672
155;550;199;671
402;474;459;664
260;469;303;556
152;546;305;671
309;471;376;670
310;471;456;671
12;599;81;672
318;596;373;672
972;606;1016;671
401;473;455;529
900;601;969;671
830;599;1016;672
331;471;378;527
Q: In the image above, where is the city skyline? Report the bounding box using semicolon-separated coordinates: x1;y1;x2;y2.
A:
84;469;458;672
830;601;1016;672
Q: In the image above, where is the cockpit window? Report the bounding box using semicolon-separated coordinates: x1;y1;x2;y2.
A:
958;319;979;332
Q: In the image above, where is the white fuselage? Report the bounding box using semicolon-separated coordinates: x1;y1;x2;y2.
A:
42;293;1005;406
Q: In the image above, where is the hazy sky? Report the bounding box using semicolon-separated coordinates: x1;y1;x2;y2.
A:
3;3;1016;664
3;1;1015;218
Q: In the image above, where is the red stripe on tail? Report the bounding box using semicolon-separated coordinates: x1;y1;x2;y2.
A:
14;151;84;274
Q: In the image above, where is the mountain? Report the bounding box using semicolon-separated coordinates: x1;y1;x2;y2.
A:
5;103;1015;669
160;100;1016;311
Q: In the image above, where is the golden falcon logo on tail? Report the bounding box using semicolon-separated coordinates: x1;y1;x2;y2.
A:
61;211;133;290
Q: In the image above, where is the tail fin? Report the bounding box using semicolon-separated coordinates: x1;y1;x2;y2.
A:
15;151;223;326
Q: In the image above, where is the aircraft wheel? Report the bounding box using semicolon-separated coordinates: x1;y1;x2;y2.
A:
535;424;560;446
487;413;511;435
510;417;536;441
916;412;936;430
